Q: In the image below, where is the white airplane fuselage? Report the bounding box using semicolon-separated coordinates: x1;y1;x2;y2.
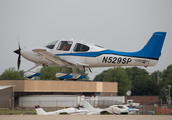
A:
35;106;88;115
20;41;157;68
14;32;166;79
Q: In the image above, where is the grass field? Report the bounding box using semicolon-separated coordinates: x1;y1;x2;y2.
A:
0;109;36;115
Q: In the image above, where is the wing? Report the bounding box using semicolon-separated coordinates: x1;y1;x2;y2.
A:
32;49;89;67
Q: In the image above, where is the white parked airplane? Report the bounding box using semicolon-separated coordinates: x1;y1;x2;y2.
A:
14;32;166;80
35;105;88;115
81;100;129;115
128;108;139;115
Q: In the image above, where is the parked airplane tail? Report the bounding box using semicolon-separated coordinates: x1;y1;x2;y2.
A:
133;32;166;60
35;105;47;115
82;101;96;111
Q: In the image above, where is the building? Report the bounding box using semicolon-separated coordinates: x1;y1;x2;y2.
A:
0;80;118;103
0;85;15;108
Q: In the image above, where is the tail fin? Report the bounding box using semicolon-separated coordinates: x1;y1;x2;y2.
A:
82;101;96;111
135;32;166;60
35;105;47;115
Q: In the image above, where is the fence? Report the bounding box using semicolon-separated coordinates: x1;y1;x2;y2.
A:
19;100;76;108
17;100;123;108
0;100;172;115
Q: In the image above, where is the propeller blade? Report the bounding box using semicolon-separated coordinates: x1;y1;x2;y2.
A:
17;54;21;70
18;41;21;51
14;41;21;70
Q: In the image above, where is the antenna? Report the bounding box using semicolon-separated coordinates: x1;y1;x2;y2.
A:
126;90;131;96
82;33;90;41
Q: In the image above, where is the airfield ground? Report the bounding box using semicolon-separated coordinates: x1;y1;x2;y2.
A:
0;115;171;120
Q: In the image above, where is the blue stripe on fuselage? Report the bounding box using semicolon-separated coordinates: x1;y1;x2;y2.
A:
55;49;158;60
55;32;166;60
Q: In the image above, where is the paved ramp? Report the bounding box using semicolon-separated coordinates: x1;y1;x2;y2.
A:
0;115;171;120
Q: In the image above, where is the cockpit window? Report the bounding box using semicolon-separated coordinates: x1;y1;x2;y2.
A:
45;40;58;49
73;43;90;52
57;41;73;51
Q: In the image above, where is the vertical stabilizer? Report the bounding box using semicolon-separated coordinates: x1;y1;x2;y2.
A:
35;105;47;115
135;32;166;59
82;101;96;111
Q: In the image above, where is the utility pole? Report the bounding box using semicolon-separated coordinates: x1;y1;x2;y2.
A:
157;70;159;84
168;85;171;105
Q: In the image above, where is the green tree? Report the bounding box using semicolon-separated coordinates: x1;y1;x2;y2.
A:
149;70;162;83
125;67;159;95
39;66;61;80
159;65;172;100
125;67;149;82
0;67;23;80
161;64;172;83
94;67;130;96
131;78;159;95
39;66;89;80
93;70;108;81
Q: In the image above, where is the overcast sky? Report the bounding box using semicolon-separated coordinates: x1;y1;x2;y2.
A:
0;0;172;80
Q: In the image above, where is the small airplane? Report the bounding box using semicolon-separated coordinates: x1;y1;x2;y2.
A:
14;32;166;80
35;105;88;115
128;108;139;115
81;100;129;115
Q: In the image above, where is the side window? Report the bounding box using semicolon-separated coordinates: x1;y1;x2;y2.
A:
57;41;73;51
73;43;90;52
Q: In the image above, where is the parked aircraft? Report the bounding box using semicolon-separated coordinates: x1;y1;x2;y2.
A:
35;105;88;115
81;101;129;115
14;32;166;80
128;108;139;115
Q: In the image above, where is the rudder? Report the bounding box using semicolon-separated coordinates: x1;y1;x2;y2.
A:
35;105;47;115
136;32;166;60
82;101;96;111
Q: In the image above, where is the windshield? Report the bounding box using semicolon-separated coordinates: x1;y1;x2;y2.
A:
45;40;58;49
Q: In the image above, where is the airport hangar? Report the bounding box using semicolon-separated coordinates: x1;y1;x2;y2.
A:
0;80;118;102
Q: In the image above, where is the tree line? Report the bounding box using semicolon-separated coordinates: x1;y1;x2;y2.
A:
93;65;172;100
0;65;172;100
0;66;89;80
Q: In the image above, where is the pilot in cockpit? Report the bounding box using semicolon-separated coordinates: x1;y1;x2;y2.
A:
61;41;68;50
61;42;68;50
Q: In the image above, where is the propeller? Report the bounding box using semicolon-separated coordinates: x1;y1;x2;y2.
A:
14;42;21;70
